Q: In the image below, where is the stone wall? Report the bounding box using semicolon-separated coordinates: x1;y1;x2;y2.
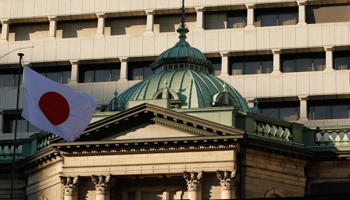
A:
241;148;307;198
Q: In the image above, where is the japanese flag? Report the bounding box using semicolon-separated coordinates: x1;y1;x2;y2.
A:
22;66;97;142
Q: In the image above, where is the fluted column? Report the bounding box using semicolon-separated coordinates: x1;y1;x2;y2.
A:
60;176;80;200
92;175;111;200
1;19;11;41
183;172;204;200
217;170;239;199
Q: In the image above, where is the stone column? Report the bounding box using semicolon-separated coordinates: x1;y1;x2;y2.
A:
69;60;80;85
145;10;155;35
195;7;205;32
217;170;239;199
272;49;282;75
92;175;111;200
297;1;308;25
299;96;309;122
119;57;129;81
245;4;255;29
60;176;80;200
48;16;58;38
96;13;106;37
324;46;335;72
1;19;11;41
220;52;230;78
183;172;204;200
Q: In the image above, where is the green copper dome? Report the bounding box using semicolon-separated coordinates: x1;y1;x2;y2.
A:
150;27;214;74
110;69;251;112
106;26;251;113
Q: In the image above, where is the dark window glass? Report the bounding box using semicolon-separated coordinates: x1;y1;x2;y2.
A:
227;10;247;28
259;101;300;121
128;61;154;80
3;114;41;133
0;68;23;87
306;3;350;24
79;63;120;83
255;7;298;27
308;99;350;120
229;55;273;75
208;58;222;76
281;52;325;72
33;66;71;84
334;50;350;70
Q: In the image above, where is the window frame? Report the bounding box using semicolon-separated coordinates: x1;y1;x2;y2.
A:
281;52;326;73
229;55;273;75
254;7;299;27
79;63;121;83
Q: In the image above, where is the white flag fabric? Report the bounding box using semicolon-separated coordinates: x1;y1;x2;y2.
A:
22;66;97;142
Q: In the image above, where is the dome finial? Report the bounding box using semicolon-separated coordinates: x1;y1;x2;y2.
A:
181;0;185;28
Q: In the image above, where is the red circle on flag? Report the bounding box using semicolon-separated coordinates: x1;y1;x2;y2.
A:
39;92;70;125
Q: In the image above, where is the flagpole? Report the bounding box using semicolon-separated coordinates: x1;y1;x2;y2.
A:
10;53;24;200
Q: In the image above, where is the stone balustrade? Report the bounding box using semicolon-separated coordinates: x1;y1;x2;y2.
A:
254;120;292;142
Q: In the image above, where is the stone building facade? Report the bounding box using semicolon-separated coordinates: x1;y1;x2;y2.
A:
1;0;350;199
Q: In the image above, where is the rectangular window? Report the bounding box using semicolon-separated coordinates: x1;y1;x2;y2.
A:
259;101;300;121
3;114;40;133
306;3;350;24
229;55;273;75
227;10;247;29
155;14;196;33
255;7;298;27
105;17;147;36
334;50;350;70
128;61;154;80
79;63;120;83
308;99;350;120
33;66;71;84
0;68;22;87
281;52;325;72
57;20;97;39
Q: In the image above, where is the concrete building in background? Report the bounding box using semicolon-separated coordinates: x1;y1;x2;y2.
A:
1;0;350;199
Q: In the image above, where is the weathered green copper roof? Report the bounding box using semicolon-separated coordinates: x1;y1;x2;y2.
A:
149;27;214;74
115;69;251;112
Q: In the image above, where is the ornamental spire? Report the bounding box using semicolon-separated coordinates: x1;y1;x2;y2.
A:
181;0;185;28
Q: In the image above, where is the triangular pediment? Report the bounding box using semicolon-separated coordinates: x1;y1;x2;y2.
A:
103;122;200;140
51;103;245;144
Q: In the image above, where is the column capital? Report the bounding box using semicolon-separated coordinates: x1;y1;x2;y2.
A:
195;7;206;12
183;171;204;191
297;1;308;6
119;57;130;62
1;19;11;24
245;4;256;9
145;10;156;15
217;170;239;191
48;16;58;21
70;60;81;65
92;175;111;195
324;46;335;51
96;13;107;18
298;95;309;101
272;49;282;54
60;176;80;196
220;52;231;57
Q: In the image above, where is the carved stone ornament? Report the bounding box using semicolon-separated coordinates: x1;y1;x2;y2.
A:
217;170;239;190
92;175;111;195
60;176;80;196
183;171;204;191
